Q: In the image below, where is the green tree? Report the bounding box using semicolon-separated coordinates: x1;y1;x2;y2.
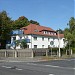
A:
29;20;40;25
0;11;13;40
64;17;75;49
15;39;27;49
13;16;30;29
20;39;27;49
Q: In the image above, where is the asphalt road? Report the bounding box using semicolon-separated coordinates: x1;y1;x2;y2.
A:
0;58;75;75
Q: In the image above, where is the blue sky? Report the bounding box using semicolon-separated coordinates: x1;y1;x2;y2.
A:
0;0;74;30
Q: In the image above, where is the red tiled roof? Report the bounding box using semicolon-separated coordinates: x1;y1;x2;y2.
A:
21;24;64;38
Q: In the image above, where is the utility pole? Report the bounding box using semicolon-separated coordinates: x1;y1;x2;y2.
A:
58;30;61;57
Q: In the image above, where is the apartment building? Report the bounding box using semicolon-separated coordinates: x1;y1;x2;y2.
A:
11;24;65;49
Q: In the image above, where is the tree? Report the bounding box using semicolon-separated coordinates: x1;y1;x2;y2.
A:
0;11;13;40
13;16;30;29
29;20;40;25
20;39;27;49
64;17;75;50
14;39;27;49
68;17;75;33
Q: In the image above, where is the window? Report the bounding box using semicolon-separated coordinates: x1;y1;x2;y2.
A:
54;33;56;35
34;45;37;48
48;45;50;48
44;31;45;34
42;37;44;41
20;36;22;40
27;45;29;48
48;38;50;41
42;45;44;48
13;37;16;40
34;29;39;32
34;37;37;40
26;35;28;38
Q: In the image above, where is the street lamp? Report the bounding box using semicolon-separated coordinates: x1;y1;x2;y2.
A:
57;29;61;57
50;41;54;56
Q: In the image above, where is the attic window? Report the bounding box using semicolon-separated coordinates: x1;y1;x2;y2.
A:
34;29;39;32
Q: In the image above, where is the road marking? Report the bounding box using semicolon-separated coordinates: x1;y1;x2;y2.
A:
27;63;75;70
27;63;37;65
2;65;23;70
5;67;12;69
49;74;54;75
16;68;23;70
45;65;59;67
2;66;11;68
44;64;75;70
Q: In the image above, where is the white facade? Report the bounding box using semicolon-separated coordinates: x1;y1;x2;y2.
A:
11;24;65;49
11;34;65;49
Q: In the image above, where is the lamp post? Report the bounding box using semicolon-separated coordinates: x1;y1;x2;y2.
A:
50;41;54;56
57;30;61;57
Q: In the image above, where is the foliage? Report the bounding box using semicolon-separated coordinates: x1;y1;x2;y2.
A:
64;17;75;49
15;39;27;49
0;11;13;40
20;39;27;49
29;20;40;25
13;16;30;29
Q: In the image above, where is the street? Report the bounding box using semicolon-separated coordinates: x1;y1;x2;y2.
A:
0;58;75;75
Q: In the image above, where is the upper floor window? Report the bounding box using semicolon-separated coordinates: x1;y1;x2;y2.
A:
42;37;44;41
43;30;57;36
34;37;37;41
34;29;39;32
13;37;16;40
44;31;45;34
48;38;50;41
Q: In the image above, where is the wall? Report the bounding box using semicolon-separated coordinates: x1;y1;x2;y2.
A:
11;34;65;49
0;49;33;58
28;35;65;48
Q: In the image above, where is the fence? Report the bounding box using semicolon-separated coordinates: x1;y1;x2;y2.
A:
0;48;70;58
0;49;33;58
33;48;49;56
0;48;49;58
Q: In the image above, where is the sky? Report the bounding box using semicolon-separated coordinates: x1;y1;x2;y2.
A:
0;0;74;30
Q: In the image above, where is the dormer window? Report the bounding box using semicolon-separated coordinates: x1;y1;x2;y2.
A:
44;31;45;34
54;33;56;35
34;29;39;32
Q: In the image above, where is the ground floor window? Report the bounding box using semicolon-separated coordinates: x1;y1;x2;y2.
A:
34;45;37;48
48;45;50;48
42;45;44;48
27;45;29;48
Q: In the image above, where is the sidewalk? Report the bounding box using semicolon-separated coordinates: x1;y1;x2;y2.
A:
0;57;43;62
0;55;75;62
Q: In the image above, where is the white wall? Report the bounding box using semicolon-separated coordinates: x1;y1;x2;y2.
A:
11;34;65;49
27;35;65;48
